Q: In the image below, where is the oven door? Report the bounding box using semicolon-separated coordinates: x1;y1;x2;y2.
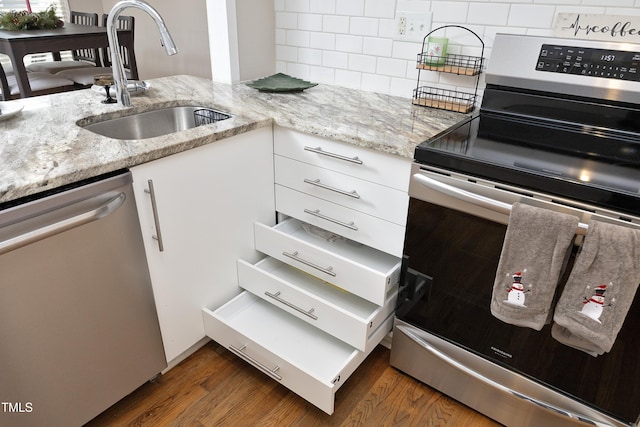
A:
392;164;640;427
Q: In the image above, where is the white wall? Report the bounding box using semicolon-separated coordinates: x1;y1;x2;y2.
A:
69;0;212;80
274;0;640;98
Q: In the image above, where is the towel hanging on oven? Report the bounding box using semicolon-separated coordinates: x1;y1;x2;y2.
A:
551;220;640;356
490;202;579;330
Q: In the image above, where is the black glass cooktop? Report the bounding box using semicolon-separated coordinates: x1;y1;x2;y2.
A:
415;113;640;216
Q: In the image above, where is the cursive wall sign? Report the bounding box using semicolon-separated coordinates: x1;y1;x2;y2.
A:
554;13;640;42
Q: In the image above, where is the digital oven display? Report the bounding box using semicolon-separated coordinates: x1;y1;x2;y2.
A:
536;44;640;81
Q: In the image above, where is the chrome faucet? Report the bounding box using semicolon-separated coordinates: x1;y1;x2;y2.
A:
106;0;178;106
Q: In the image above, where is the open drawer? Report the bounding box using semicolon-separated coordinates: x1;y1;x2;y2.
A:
202;291;393;414
254;218;401;306
238;257;397;352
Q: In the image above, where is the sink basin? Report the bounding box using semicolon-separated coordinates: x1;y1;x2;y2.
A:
82;106;231;140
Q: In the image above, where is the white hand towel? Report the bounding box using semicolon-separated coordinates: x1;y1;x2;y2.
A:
490;202;579;330
552;220;640;356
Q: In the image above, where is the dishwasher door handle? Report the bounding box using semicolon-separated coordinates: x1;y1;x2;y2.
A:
0;193;125;256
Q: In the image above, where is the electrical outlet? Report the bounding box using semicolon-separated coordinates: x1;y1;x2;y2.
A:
394;11;432;42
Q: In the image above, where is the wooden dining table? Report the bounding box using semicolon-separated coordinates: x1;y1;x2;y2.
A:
0;22;133;98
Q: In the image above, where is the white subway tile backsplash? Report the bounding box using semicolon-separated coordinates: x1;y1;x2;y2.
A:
468;3;510;26
276;45;298;62
286;30;311;47
431;2;470;24
378;18;398;39
285;0;309;13
336;0;365;17
309;0;335;14
310;32;336;50
397;0;430;13
298;13;323;31
335;69;363;88
393;41;423;61
323;50;349;69
350;17;380;36
348;53;377;72
390;77;418;98
298;48;323;65
364;0;397;19
336;34;364;53
361;73;391;93
377;57;411;77
363;37;393;57
323;15;351;33
309;65;335;84
509;5;556;28
274;0;628;97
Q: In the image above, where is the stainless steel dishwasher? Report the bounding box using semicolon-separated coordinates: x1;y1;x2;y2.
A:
0;170;166;427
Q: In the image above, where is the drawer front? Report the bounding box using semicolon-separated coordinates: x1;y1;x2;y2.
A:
276;185;405;257
237;258;396;351
254;218;400;306
275;155;409;226
274;127;411;191
202;291;381;414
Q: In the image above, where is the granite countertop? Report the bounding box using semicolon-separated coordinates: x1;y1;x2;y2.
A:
0;75;465;204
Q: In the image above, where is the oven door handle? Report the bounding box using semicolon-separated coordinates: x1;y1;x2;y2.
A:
413;173;589;235
396;324;614;427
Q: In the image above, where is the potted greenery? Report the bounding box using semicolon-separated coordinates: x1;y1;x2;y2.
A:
0;5;63;31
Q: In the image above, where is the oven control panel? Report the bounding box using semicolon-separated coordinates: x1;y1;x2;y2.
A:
536;44;640;81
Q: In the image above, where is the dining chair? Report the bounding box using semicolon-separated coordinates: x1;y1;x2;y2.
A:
55;15;139;87
26;11;102;74
0;65;76;101
100;15;138;78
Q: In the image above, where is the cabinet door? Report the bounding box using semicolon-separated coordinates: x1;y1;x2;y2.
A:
131;126;275;365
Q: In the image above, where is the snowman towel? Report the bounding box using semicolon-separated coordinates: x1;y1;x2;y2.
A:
490;202;579;331
552;220;640;357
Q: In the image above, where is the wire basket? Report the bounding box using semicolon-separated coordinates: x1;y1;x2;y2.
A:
416;53;483;76
412;86;476;114
193;108;231;127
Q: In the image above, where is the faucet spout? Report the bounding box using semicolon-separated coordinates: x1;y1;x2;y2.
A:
107;0;178;107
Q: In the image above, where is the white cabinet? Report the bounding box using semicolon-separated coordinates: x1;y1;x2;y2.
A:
273;126;411;257
131;127;275;365
202;127;411;414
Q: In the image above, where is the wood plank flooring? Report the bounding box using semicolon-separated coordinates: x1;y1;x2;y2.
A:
86;341;500;426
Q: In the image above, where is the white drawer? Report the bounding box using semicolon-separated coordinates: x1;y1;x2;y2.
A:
237;257;396;351
274;127;411;191
276;185;405;257
254;218;400;306
202;291;393;414
275;155;409;226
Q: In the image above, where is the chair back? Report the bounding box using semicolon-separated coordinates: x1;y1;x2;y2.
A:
70;11;101;66
0;65;11;101
101;15;138;80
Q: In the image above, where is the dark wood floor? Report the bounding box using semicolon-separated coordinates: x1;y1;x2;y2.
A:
86;341;500;426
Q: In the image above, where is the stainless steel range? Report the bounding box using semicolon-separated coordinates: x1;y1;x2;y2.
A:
390;33;640;427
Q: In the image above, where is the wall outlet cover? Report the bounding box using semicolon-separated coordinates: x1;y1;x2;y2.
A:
394;11;432;42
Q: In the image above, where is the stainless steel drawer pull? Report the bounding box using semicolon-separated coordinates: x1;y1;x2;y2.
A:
304;209;358;231
265;291;319;320
283;250;336;277
304;178;360;199
304;146;363;164
229;345;282;381
144;179;165;252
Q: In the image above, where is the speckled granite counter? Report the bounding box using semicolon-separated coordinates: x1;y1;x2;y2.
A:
1;75;465;204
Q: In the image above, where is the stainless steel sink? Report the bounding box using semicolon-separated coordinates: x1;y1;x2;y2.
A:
82;106;231;140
